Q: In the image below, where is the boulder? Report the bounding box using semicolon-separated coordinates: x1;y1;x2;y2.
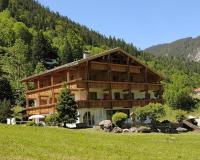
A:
176;127;188;133
99;120;112;131
137;126;151;133
123;129;130;133
112;127;123;133
130;127;138;133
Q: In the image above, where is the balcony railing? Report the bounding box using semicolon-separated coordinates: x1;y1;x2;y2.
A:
26;99;163;115
77;99;163;108
90;61;142;73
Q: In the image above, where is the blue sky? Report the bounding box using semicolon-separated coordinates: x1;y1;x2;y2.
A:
38;0;200;49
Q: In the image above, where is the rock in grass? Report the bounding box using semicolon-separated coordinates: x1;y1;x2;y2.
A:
112;127;123;133
176;127;188;132
137;126;151;133
130;127;138;133
123;129;130;133
99;120;112;131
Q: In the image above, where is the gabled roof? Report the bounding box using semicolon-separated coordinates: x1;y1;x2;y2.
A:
22;47;164;82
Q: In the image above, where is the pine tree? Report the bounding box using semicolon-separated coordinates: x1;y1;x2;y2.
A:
0;99;11;123
32;31;57;67
61;41;73;64
0;0;9;12
34;62;46;74
0;78;13;102
67;29;83;60
56;85;78;127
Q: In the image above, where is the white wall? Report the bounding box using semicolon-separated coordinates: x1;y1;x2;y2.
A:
149;90;156;99
133;90;145;99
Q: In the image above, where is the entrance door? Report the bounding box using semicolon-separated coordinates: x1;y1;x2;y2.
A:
83;112;94;126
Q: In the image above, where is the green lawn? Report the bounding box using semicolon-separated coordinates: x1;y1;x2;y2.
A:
0;125;200;160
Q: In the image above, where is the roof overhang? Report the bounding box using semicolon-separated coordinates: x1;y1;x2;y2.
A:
21;47;164;82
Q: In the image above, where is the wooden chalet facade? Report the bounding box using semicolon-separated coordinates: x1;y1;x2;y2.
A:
22;48;164;125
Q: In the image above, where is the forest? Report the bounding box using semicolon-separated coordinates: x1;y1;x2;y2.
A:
0;0;200;122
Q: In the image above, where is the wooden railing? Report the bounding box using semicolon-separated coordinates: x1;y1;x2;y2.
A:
77;80;162;90
26;103;56;115
90;61;142;73
26;99;163;115
26;78;82;94
77;99;163;108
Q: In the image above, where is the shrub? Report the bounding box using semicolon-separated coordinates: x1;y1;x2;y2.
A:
112;112;128;128
37;122;44;127
11;105;26;121
175;110;187;122
26;121;36;126
45;113;59;126
134;103;165;123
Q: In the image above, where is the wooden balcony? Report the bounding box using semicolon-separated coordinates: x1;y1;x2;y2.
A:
129;66;141;73
26;103;56;115
90;61;142;73
77;80;162;90
77;99;163;108
91;61;108;70
26;99;163;115
111;64;127;72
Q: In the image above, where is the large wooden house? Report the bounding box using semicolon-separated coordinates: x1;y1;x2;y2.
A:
22;48;164;125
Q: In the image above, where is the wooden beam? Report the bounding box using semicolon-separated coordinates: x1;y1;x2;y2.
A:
86;61;89;108
37;79;40;89
108;54;112;108
144;68;147;83
51;75;55;104
127;57;130;82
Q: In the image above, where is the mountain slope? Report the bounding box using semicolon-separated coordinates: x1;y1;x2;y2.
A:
5;0;138;56
145;36;200;61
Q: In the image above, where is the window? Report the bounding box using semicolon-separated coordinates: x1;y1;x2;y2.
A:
89;92;97;100
130;75;134;81
131;93;134;100
114;92;120;100
112;75;118;81
70;75;74;80
145;92;150;99
103;93;110;100
123;93;129;100
90;74;97;80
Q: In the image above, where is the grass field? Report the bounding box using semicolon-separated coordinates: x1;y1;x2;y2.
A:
0;125;200;160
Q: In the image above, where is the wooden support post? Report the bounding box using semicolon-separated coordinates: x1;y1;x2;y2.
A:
127;57;132;107
38;95;41;107
25;81;29;108
145;84;149;99
66;70;70;82
128;84;132;108
51;75;55;104
37;79;40;107
26;97;29;108
108;54;112;108
37;79;40;89
127;57;130;82
144;68;147;83
85;61;89;108
77;65;80;79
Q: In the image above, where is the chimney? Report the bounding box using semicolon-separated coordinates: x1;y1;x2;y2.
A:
83;51;90;59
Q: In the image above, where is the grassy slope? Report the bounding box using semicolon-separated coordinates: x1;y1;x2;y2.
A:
0;125;200;160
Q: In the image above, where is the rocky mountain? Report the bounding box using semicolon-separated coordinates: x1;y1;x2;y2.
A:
145;36;200;61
